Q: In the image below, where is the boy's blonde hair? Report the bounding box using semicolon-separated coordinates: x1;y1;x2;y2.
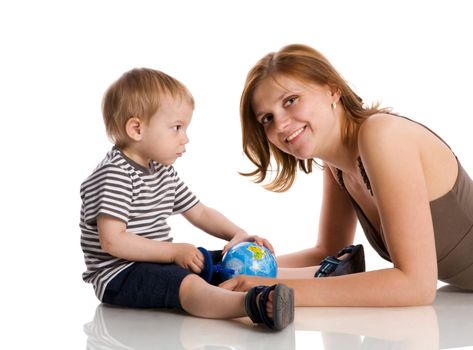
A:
102;68;194;147
240;44;388;192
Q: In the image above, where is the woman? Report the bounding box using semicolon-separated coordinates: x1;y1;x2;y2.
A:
220;44;473;307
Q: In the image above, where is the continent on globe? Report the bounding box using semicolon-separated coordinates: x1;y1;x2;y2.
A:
220;242;277;280
247;245;265;259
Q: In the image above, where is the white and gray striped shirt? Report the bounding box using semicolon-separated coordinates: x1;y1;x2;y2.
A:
80;147;199;300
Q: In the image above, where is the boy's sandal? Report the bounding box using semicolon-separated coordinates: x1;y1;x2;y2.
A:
314;244;365;278
244;284;294;331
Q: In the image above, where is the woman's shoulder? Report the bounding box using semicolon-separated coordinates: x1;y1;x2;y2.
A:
359;113;412;132
358;113;416;146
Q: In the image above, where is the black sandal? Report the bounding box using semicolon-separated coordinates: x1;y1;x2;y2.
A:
244;284;294;331
314;244;365;278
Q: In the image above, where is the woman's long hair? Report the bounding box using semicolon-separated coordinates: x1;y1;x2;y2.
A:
240;44;386;192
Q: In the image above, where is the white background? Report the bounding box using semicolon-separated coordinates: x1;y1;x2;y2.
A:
1;0;472;348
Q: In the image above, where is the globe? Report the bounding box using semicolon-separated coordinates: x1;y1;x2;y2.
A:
220;242;278;281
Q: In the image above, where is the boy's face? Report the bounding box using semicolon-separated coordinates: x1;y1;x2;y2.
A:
134;94;193;166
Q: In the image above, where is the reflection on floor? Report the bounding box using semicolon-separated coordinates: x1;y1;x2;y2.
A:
84;285;473;349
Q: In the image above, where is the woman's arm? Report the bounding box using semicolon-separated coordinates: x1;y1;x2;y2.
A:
221;117;438;307
277;165;358;267
351;115;437;304
297;117;437;306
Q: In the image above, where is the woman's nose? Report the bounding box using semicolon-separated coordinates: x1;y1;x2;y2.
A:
275;113;290;132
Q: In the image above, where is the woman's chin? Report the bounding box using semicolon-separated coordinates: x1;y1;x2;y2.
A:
284;145;315;160
292;152;314;161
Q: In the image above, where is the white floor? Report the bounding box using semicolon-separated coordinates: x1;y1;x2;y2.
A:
81;285;473;350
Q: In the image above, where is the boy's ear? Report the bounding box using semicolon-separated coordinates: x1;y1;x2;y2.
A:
125;117;143;141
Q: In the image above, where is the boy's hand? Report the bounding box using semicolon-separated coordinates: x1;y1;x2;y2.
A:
222;231;275;255
172;243;204;273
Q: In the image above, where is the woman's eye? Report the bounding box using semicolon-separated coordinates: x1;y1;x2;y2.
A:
173;125;181;131
284;96;297;107
260;114;273;125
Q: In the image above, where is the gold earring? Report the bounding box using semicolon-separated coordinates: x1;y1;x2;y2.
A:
331;101;337;110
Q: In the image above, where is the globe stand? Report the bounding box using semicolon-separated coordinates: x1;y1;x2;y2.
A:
198;247;235;283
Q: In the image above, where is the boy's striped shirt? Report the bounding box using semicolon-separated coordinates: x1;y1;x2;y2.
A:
79;147;199;300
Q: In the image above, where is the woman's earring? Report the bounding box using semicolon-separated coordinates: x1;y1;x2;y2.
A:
331;101;337;110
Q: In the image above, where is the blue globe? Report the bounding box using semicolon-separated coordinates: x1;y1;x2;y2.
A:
220;242;277;280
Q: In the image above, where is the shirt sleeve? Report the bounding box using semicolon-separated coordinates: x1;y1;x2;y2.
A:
170;167;199;214
80;163;133;224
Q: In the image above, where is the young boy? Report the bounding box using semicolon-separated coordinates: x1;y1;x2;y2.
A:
79;68;294;331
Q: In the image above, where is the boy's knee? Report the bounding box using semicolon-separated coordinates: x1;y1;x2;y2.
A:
179;274;201;298
178;274;204;311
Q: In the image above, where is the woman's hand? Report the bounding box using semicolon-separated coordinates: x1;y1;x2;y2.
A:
223;231;275;255
218;274;273;292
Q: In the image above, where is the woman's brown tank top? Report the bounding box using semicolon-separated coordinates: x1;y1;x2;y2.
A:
336;117;473;290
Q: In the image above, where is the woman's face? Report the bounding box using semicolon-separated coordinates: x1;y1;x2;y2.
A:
251;75;339;160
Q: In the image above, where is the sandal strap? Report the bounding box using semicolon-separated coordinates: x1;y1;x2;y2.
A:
315;244;364;278
245;284;295;331
257;285;276;329
245;285;277;328
337;244;356;257
314;256;341;277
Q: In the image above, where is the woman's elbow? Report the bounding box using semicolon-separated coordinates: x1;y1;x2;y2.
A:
412;286;437;306
406;278;437;306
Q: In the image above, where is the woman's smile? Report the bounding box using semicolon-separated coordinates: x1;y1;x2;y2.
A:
285;126;306;144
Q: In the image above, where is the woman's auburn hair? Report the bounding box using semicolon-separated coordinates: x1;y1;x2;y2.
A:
240;44;387;192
